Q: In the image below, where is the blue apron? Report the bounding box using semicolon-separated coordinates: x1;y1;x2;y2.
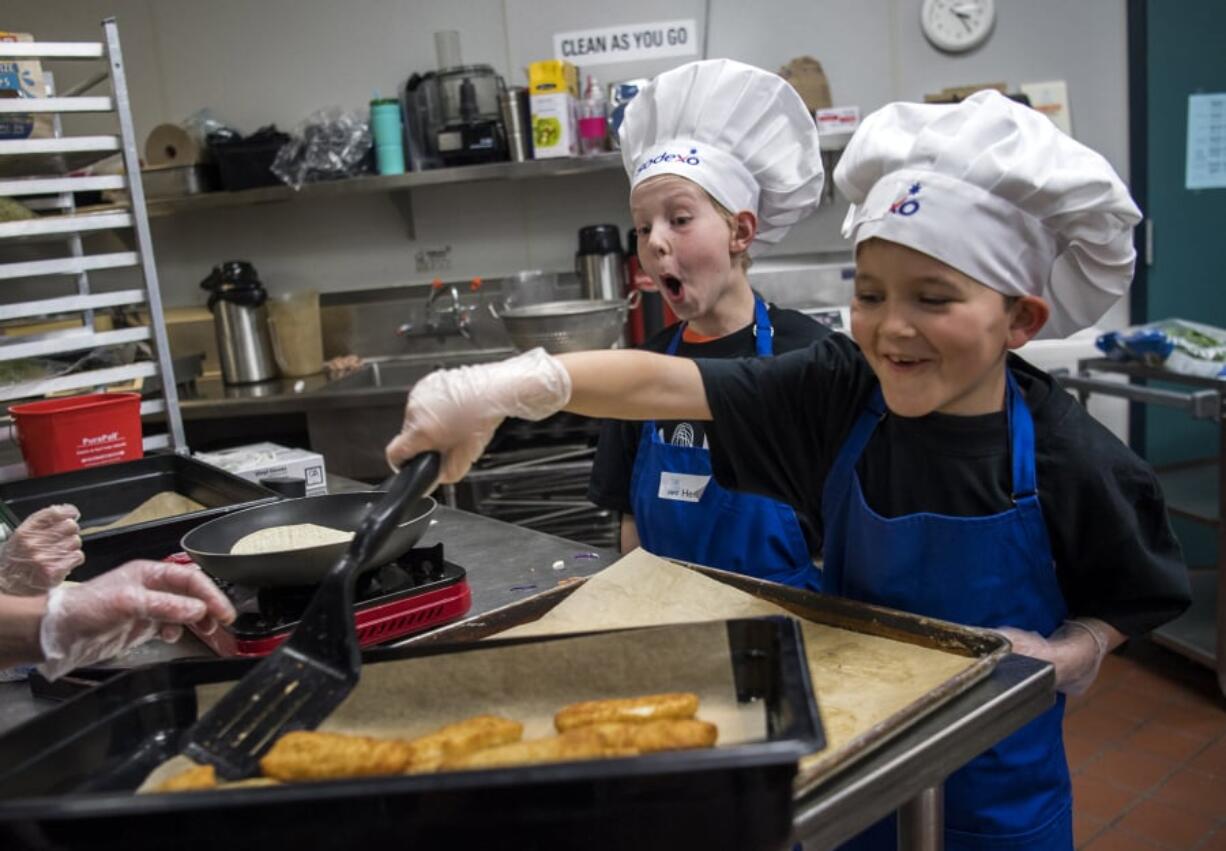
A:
824;372;1072;850
628;297;818;590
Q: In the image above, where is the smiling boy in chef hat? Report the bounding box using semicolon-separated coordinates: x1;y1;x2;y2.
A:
783;87;1188;848
584;59;831;582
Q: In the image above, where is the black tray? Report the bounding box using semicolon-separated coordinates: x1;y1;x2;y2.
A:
0;618;821;851
0;453;278;579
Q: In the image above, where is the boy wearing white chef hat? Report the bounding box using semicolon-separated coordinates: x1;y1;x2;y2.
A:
586;59;830;588
387;88;1190;849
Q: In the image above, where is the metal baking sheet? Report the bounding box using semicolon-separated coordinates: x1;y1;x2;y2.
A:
0;452;278;578
0;619;819;851
403;559;1009;796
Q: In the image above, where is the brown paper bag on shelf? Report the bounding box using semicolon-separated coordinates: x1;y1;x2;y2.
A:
778;57;833;113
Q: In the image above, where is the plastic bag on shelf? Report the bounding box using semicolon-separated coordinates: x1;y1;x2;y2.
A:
271;108;374;190
182;108;239;147
1096;318;1226;379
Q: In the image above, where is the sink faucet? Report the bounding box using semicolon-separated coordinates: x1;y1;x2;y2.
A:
397;279;472;339
426;282;471;338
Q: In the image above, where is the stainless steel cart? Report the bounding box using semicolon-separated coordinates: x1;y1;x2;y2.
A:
1059;357;1224;696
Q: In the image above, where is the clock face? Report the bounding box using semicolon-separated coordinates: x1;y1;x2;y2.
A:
921;0;996;53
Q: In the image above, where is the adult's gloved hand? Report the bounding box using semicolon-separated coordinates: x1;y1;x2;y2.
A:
0;505;85;596
385;348;572;483
39;560;237;681
995;618;1116;695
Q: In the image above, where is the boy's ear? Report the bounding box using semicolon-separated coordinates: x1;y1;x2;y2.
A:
1006;296;1050;349
730;210;757;256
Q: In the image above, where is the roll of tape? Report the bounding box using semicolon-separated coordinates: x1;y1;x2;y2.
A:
144;123;205;166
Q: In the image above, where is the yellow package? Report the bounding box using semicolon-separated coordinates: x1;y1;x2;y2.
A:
528;60;578;97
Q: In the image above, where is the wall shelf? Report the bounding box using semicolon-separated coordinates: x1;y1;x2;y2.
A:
76;151;626;238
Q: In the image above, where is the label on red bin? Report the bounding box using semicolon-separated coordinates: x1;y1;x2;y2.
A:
75;430;131;467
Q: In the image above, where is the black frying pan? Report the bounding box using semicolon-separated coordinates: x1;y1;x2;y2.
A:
181;490;436;587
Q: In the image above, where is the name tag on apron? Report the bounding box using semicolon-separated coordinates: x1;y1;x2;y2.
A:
658;472;710;503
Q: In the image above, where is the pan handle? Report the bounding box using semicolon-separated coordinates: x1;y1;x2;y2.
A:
347;451;440;571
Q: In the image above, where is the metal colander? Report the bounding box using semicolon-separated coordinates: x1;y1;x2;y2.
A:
493;296;636;354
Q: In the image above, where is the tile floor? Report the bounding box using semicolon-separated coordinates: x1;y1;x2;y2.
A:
1067;637;1226;849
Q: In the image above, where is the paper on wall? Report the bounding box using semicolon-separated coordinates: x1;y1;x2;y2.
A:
1187;92;1226;190
1020;80;1073;136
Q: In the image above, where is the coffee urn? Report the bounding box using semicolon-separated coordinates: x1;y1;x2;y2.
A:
575;224;627;302
200;260;278;384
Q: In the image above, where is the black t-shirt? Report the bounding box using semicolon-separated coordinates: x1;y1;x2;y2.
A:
695;333;1191;637
586;304;831;554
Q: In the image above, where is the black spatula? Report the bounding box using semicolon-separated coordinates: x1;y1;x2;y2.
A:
183;451;440;779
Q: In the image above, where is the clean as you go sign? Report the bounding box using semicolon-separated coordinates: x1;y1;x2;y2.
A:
553;19;698;67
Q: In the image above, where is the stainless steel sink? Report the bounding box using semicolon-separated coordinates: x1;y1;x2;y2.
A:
307;348;515;478
318;348;516;393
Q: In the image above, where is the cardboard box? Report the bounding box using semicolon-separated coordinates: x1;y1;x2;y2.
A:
194;442;327;495
0;31;52;141
529;59;578;159
530;92;577;159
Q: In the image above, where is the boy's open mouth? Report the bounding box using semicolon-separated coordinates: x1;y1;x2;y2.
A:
661;274;683;298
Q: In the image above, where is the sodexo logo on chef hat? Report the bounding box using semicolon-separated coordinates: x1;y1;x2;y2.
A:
888;182;923;217
634;147;702;178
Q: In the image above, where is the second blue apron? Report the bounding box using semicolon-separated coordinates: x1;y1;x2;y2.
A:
823;373;1072;850
628;297;817;589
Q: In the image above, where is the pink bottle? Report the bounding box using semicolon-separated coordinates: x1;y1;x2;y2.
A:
578;74;607;156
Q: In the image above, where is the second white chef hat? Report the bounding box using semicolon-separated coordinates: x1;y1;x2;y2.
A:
619;58;825;255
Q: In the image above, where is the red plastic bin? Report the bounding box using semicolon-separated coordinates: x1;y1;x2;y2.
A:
9;392;143;477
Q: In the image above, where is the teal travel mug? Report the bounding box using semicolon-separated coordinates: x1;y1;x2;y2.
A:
370;98;406;175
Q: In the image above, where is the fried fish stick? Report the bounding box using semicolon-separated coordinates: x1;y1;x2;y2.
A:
441;727;637;771
259;730;415;782
157;763;217;793
218;777;281;789
581;719;718;752
405;714;524;772
554;692;700;732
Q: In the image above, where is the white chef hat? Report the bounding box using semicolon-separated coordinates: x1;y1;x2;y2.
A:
619;59;825;255
835;89;1142;339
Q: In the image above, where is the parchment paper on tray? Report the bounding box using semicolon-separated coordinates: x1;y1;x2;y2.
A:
141;619;763;792
81;492;207;535
493;550;976;780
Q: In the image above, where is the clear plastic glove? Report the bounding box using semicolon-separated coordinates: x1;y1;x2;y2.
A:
39;560;236;681
0;504;85;596
385;348;572;482
995;618;1114;696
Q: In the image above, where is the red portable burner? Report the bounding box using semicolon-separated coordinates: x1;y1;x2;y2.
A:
173;543;471;657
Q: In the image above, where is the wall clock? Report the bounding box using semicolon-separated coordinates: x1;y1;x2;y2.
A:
921;0;996;53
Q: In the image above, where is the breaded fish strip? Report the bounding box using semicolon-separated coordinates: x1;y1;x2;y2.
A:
580;719;718;752
441;727;637;771
554;692;699;732
259;730;415;781
157;763;217;793
405;714;524;772
219;777;281;789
